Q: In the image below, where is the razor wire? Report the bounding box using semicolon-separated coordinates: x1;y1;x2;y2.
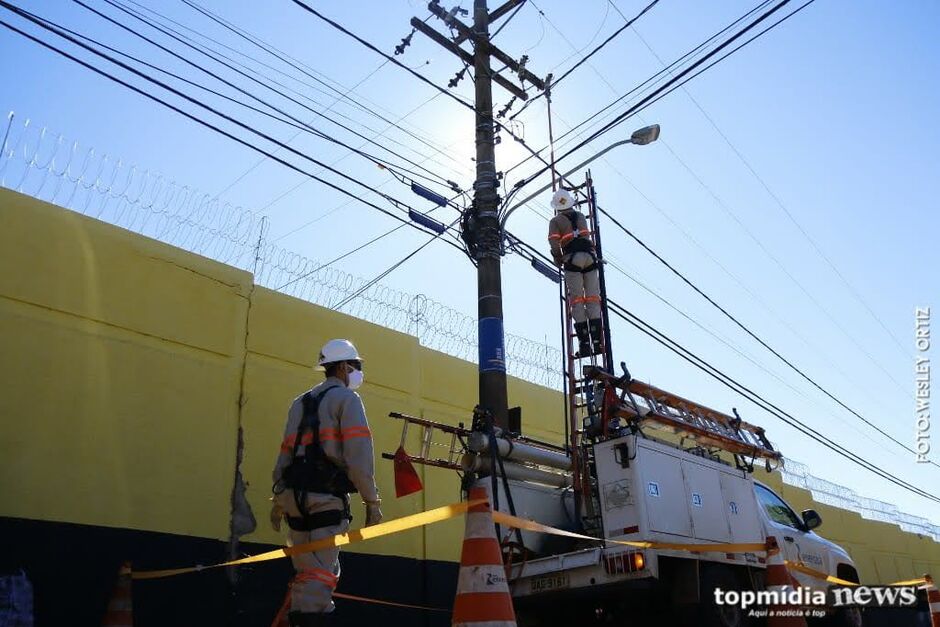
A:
7;113;936;535
781;457;940;541
255;241;563;387
0;115;264;270
0;112;563;388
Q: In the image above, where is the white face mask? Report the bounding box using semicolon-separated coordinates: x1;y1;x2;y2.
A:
347;369;364;390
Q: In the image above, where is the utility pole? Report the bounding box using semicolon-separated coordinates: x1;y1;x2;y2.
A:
413;0;544;429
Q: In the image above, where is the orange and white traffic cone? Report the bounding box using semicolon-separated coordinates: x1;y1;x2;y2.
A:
924;574;940;627
765;536;807;627
101;561;133;627
452;481;516;627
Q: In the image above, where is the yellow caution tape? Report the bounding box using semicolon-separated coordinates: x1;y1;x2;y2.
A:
785;560;928;587
133;499;484;580
493;511;932;588
333;592;449;612
491;511;767;554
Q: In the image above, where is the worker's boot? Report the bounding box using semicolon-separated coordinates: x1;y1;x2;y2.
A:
574;321;591;358
588;318;603;356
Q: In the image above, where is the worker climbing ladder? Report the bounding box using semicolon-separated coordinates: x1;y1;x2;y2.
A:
554;172;781;535
555;171;614;535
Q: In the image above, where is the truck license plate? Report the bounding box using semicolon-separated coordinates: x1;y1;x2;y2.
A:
530;573;570;593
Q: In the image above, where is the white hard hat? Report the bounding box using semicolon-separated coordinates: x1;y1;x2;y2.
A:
316;338;362;369
550;189;575;212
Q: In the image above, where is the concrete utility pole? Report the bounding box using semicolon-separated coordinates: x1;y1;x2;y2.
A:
414;0;544;429
470;0;507;428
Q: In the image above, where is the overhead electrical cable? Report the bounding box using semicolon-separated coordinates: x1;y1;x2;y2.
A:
531;0;818;186
80;0;460;193
510;0;660;118
289;0;475;111
513;0;800;191
605;301;940;503
616;1;911;361
528;3;904;411
595;204;936;467
501;0;776;179
504;236;940;503
330;216;462;311
172;0;469;177
0;5;464;253
44;16;449;195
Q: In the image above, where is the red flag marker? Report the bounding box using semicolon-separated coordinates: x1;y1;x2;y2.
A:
393;446;423;497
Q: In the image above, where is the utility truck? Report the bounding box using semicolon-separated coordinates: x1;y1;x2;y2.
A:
383;174;860;626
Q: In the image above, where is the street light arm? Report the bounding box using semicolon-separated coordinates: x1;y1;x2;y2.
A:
500;138;634;229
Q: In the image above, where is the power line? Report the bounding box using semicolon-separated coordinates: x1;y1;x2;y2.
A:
213;61;391;199
510;0;660;117
515;0;800;190
502;0;776;180
289;0;475;111
504;236;940;503
0;4;463;251
491;0;527;39
44;11;450;198
84;0;461;193
172;0;470;183
595;204;936;468
617;1;911;361
605;300;940;504
542;111;898;419
331;216;462;311
530;0;907;399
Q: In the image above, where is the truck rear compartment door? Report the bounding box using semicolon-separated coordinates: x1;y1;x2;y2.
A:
720;472;763;543
640;448;693;537
681;460;732;542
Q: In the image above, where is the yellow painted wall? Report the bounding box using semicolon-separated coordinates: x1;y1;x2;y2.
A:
1;188;937;581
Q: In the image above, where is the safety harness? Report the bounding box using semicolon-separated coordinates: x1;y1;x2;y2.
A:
276;386;356;531
560;211;597;273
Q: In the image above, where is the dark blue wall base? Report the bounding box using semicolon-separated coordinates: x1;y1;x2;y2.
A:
0;517;457;627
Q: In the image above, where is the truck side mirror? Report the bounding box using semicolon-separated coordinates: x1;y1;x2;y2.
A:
801;509;822;531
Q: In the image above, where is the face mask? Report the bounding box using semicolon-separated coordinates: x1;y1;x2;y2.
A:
347;369;364;390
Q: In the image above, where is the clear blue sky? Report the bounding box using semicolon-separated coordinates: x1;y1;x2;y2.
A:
2;0;938;522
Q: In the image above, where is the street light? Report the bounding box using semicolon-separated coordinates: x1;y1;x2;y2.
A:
500;124;661;228
630;124;661;146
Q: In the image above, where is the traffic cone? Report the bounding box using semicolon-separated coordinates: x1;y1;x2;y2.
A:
924;574;940;627
452;481;516;627
102;561;133;627
764;536;806;627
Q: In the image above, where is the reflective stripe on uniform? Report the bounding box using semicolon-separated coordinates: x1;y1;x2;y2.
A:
341;426;372;440
280;429;347;452
296;567;338;590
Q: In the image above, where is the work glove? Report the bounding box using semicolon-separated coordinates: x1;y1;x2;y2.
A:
269;499;285;532
364;500;383;527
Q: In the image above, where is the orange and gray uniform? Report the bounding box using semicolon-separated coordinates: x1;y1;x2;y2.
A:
272;377;378;614
548;209;601;322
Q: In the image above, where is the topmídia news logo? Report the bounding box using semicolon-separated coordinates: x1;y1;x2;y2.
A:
715;584;918;617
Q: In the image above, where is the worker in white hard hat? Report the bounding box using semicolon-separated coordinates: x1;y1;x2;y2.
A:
548;189;603;357
270;338;382;626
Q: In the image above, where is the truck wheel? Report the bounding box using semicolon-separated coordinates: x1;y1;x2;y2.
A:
700;565;749;627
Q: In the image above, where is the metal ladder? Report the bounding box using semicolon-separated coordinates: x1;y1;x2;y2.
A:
558;172;613;535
